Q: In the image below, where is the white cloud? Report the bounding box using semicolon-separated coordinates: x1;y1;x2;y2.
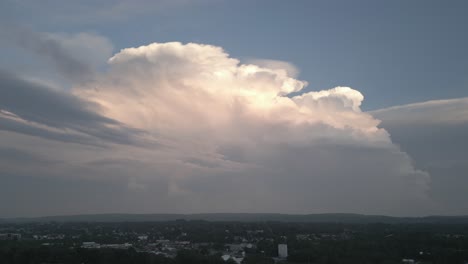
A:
72;42;431;215
244;59;300;78
0;41;434;216
371;97;468;125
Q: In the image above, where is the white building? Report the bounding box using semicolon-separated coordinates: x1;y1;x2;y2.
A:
222;255;243;264
278;244;288;258
82;242;100;249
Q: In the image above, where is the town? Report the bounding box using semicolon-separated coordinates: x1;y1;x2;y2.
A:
1;220;468;264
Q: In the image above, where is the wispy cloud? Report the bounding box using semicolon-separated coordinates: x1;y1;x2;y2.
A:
0;70;151;147
371;97;468;125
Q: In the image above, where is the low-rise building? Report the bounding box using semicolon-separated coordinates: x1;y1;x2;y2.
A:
278;244;288;259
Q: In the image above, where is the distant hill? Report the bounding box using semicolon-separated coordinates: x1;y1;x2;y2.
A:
3;213;468;224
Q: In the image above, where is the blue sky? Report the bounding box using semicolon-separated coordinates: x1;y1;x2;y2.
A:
0;0;467;217
2;0;467;110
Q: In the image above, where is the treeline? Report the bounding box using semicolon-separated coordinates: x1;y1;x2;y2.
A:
285;232;468;264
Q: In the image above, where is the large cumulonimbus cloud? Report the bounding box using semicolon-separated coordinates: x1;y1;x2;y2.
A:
0;41;434;216
72;42;431;215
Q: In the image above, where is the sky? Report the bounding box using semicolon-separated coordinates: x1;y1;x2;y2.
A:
0;0;467;217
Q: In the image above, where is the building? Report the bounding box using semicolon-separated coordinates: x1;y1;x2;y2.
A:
222;255;244;264
278;244;288;258
0;233;21;240
82;242;100;249
101;243;132;249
